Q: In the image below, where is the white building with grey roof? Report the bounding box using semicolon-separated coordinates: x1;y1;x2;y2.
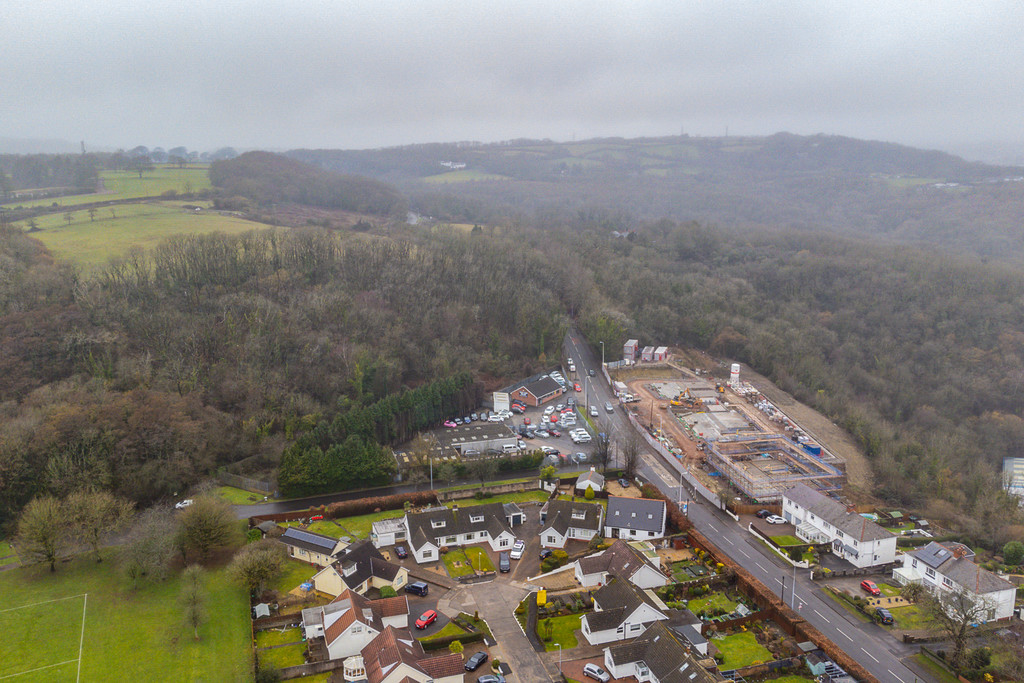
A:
604;497;667;541
894;541;1015;622
781;483;897;568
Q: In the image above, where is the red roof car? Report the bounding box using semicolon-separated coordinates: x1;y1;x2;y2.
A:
860;579;881;596
415;610;437;629
574;383;582;392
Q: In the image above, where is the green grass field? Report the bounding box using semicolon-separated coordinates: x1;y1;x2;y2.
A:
22;202;269;268
454;490;550;507
269;559;318;595
421;169;509;183
688;592;740;615
0;552;250;682
0;539;19;566
330;510;404;540
255;627;303;648
463;546;495;573
538;613;581;651
770;535;803;546
443;549;475;578
258;642;305;669
419;622;466;642
4;167;212;209
215;486;271;505
714;631;773;670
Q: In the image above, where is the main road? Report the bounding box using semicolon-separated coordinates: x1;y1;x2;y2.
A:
563;331;935;683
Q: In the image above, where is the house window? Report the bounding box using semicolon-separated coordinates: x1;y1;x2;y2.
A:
630;624;642;632
500;539;509;547
912;559;918;568
446;536;456;545
616;625;625;634
395;575;404;585
431;520;446;529
470;515;484;524
352;625;362;633
547;535;556;544
925;567;935;578
465;533;474;540
942;577;953;588
423;550;434;559
572;510;586;520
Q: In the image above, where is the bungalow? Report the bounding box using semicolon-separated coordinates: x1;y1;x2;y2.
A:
356;626;464;683
576;467;606;495
279;527;349;567
580;576;670;645
893;541;1015;622
575;540;669;589
540;500;604;549
604;621;722;683
604;497;666;541
781;483;897;569
405;503;520;564
313;540;408;597
301;589;410;660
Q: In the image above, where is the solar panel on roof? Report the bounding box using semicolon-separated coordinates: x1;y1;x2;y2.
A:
283;528;337;551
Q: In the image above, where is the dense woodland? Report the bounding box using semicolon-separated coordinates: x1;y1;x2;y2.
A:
3;144;1024;551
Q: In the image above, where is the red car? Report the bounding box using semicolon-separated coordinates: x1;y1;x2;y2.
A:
524;417;531;425
574;383;582;392
415;610;437;629
860;579;881;596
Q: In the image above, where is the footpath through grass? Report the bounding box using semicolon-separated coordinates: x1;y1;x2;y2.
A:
0;551;250;682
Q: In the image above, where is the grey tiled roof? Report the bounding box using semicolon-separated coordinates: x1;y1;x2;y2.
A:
542;500;603;535
909;542;1014;595
332;540;401;590
605;497;666;534
607;621;721;683
405;503;514;552
783;483;895;543
576;540;654;581
280;528;339;555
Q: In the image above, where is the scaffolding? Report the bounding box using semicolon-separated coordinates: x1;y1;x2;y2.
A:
706;433;845;503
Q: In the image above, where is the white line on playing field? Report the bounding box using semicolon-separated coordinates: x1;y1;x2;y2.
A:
0;593;88;614
0;659;78;680
77;594;87;683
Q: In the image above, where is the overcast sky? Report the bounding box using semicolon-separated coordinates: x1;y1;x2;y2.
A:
4;1;1023;156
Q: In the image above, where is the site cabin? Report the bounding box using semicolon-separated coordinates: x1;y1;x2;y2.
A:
641;346;656;362
623;339;639;361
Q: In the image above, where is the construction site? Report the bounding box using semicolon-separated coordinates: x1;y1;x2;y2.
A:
611;359;847;504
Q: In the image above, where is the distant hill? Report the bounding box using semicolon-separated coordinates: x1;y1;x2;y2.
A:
210;151;406;217
290;133;1024;261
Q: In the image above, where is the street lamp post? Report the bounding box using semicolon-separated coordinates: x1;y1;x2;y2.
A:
554;643;562;673
599;341;605;368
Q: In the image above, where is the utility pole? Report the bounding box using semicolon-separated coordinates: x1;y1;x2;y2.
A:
599;341;605;368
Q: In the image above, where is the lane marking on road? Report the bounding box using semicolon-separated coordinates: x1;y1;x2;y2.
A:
774;578;783;586
754;562;767;573
888;670;906;683
836;628;853;641
722;537;734;545
813;609;830;623
707;523;719;532
737;548;750;558
861;648;879;663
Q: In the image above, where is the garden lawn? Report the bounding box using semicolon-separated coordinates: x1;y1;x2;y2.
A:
770;677;816;683
443;549;475;578
715;631;773;670
332;510;406;540
877;582;902;597
454;490;550;507
270;558;318;594
305;520;349;538
912;653;961;683
256;627;304;648
0;551;250;682
215;485;269;504
557;494;607;510
688;592;739;615
464;546;495;572
770;535;803;546
258;641;306;669
420;622;467;641
537;613;581;651
889;604;936;630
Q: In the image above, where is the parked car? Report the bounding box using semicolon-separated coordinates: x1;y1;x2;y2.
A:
394;545;408;559
175;499;194;510
406;581;429;596
572;452;588;463
755;509;771;518
544;406;555;415
470;413;478;421
477;675;505;683
465;652;489;671
540;548;553;560
618;478;630;488
875;607;894;625
463;449;481;456
488;415;503;422
524;417;531;425
511;405;524;414
499;551;511;573
510;539;525;559
555;403;565;411
549;429;562;437
479;411;489;420
465;415;473;423
540;446;558;455
444;420;457;428
861;579;882;596
574;382;582;392
567;397;576;407
583;663;610;682
415;610;438;629
765;515;786;524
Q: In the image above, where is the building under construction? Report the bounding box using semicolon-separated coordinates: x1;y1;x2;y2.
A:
706;433;845;503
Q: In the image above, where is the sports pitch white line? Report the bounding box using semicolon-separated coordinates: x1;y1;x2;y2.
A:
0;592;88;681
0;659;78;680
0;593;87;614
77;594;88;683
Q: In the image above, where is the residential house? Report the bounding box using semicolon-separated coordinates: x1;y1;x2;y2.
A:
893;541;1016;621
576;467;606;495
580;576;670;645
279;528;349;567
604;621;722;683
540;499;604;549
781;484;897;568
313;540;408;597
575;540;669;589
359;626;465;683
301;589;410;660
605;497;667;541
370;517;407;549
405;503;520;564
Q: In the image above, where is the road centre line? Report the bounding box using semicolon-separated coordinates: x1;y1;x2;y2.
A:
814;609;830;623
888;670;906;683
754;562;767;573
836;628;853;641
861;648;879;663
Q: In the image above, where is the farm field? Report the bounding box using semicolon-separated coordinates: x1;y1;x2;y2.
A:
421;169;509;183
0;553;250;682
22;202;270;268
3;166;212;209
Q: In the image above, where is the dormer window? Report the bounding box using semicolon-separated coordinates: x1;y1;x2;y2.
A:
431;519;446;529
647;514;653;519
470;515;484;524
631;512;637;518
572;510;586;520
342;561;357;577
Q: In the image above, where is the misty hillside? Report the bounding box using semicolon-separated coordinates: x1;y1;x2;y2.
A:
290;134;1024;261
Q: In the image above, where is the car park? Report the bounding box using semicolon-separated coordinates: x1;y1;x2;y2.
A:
765;515;786;524
755;509;771;518
465;652;489;671
544;406;555;415
535;429;550;438
875;607;894;625
861;579;882;596
583;663;610;682
510;539;525;559
405;582;429;596
499;551;511;573
395;545;408;559
415;610;437;628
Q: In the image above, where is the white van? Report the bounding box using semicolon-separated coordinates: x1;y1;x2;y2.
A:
502;443;519;454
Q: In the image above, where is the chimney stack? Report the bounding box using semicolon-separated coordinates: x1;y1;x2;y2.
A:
953;546;966;559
